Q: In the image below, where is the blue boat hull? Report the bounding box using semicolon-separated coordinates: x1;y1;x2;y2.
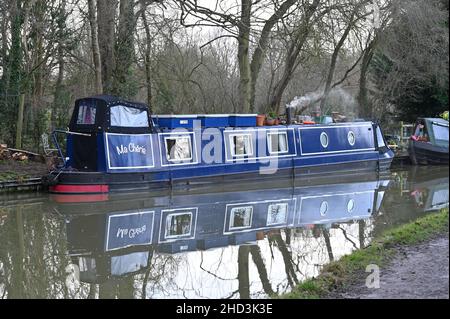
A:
45;122;394;193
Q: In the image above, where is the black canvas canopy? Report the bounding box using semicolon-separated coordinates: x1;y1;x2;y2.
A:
69;95;153;134
67;95;153;171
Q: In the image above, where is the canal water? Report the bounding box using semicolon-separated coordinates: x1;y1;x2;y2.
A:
0;165;448;299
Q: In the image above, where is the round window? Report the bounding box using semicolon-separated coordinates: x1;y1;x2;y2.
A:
319;201;328;216
347;199;355;213
348;131;356;146
320;132;329;148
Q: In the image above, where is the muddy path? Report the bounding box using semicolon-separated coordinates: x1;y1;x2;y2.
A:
330;233;449;299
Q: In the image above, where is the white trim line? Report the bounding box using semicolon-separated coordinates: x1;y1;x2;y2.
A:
266;202;290;226
224;128;297;162
298;123;373;129
223;198;296;234
164;211;194;239
158;132;199;167
228;133;254;158
267;131;289;155
228;206;254;230
163;135;193;162
156;114;199;118
105;133;155;170
298;126;375;156
158;207;198;243
105;210;154;252
297;190;373;224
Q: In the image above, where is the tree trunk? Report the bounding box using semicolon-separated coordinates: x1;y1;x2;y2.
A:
50;0;67;131
141;1;152;111
8;0;22;144
237;0;252;113
97;0;117;94
358;38;377;119
237;245;250;298
272;232;298;288
319;12;358;111
248;0;298;112
52;37;65;131
114;0;136;98
269;0;320;114
250;245;275;296
322;228;334;262
87;0;103;94
15;93;25;148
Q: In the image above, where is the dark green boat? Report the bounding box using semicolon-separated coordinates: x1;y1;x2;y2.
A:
408;117;449;165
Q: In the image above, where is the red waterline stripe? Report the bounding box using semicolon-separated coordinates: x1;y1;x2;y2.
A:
50;194;109;203
49;184;109;194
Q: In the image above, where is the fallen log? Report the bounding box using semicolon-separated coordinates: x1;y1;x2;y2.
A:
7;147;41;157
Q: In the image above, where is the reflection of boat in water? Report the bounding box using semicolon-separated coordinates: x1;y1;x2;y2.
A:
371;166;449;233
409;173;448;212
52;174;389;282
1;167;447;298
408;118;449;165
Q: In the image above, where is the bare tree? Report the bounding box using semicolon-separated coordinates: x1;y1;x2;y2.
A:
87;0;103;94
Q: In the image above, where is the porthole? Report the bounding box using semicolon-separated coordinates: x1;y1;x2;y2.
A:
320;132;329;148
348;131;356;146
320;201;329;216
347;199;355;213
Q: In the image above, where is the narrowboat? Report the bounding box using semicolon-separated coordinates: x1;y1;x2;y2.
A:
408;117;449;165
52;173;389;282
43;95;394;194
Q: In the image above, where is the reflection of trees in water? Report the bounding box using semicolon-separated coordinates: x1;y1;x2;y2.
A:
249;245;274;296
263;222;370;296
269;231;299;289
135;253;181;299
0;204;374;299
238;246;250;299
0;204;90;298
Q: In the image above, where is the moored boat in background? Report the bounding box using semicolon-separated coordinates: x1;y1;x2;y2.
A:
408;117;449;165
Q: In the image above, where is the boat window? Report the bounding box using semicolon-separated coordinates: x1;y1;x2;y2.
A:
165;212;192;238
320;132;329;148
347;131;356;146
267;132;289;154
77;103;96;125
267;203;288;225
165;135;192;161
110;105;149;127
347;199;355;213
78;257;96;273
432;123;449;142
319;201;328;216
376;126;387;147
230;134;253;157
229;206;253;229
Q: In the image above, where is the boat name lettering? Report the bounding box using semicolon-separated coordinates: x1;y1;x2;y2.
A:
115;143;147;155
116;224;147;239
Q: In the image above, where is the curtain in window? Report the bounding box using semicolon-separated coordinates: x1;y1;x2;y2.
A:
77;105;96;124
278;134;287;152
234;135;251;155
168;137;192;160
111;105;149;127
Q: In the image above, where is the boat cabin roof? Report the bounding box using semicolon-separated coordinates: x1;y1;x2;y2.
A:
69;95;153;134
416;117;449;145
417;117;449;126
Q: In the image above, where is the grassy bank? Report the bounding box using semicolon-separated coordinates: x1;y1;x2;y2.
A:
281;208;449;299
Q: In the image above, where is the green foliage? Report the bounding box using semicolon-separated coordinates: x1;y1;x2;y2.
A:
267;111;277;119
